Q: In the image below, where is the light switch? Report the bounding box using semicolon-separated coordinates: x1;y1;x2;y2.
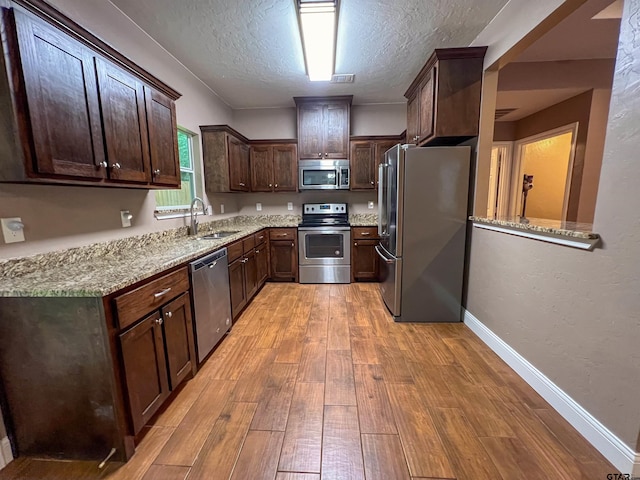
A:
287;202;293;211
256;203;262;211
220;204;225;214
1;217;25;243
368;201;374;209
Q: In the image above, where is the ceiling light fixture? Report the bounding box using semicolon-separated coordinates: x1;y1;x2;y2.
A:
296;0;338;81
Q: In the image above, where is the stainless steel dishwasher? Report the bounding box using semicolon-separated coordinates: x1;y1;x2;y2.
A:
189;248;232;363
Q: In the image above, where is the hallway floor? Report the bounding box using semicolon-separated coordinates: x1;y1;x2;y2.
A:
0;283;617;479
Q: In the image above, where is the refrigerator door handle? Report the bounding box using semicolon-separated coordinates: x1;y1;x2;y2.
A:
374;244;394;264
378;163;388;237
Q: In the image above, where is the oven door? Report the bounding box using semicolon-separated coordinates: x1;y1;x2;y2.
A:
298;228;351;266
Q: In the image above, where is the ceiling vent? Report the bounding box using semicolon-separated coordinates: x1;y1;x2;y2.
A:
495;108;517;120
331;74;355;83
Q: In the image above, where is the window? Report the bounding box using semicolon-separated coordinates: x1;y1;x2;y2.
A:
155;128;197;210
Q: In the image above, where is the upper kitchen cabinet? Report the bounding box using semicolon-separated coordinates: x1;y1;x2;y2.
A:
201;125;251;192
250;141;297;192
0;2;181;188
350;135;403;190
294;96;352;160
404;47;487;146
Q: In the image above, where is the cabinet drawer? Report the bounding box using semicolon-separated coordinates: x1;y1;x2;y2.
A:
114;267;189;330
254;230;267;246
243;235;256;253
227;240;244;263
352;227;378;239
269;228;296;240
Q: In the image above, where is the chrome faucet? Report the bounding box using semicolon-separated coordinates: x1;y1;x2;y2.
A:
189;197;205;236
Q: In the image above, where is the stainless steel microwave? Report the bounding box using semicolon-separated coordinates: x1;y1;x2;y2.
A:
299;160;350;190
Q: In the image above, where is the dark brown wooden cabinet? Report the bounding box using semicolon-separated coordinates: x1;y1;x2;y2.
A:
227;233;268;319
115;267;196;435
405;47;486;146
351;227;380;281
250;142;297;192
96;58;151;184
294;96;352;160
119;311;169;435
228;255;247;319
350;136;402;190
201;126;251;192
269;228;298;282
0;3;181;188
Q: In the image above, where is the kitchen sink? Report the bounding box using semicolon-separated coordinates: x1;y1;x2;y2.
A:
198;230;240;240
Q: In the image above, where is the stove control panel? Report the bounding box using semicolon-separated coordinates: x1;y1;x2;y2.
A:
303;203;348;215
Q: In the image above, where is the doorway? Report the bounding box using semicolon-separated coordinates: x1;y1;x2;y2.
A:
487;142;513;218
511;124;578;220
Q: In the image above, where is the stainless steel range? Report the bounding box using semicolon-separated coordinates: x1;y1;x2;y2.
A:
298;203;351;284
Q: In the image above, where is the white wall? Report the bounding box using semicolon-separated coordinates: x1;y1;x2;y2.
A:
351;104;406;136
232;108;297;139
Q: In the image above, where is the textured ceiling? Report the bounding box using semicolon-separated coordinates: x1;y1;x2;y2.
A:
108;0;508;108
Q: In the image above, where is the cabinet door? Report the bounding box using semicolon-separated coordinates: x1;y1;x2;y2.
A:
270;239;297;281
145;87;180;187
374;140;398;189
272;144;297;191
418;67;436;142
229;257;247;319
250;145;273;192
161;292;196;390
244;250;259;301
228;136;250;191
96;58;151;183
406;94;419;144
12;10;106;179
255;243;269;287
324;102;349;158
298;103;324;159
119;312;169;434
352;239;379;281
350;141;375;190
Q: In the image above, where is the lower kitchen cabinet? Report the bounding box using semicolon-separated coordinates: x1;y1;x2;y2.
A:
229;256;247;319
116;271;197;435
228;230;268;320
269;228;298;282
255;232;269;288
352;227;380;281
119;311;169;434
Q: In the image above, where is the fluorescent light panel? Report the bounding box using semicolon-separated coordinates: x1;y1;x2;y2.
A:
298;1;336;81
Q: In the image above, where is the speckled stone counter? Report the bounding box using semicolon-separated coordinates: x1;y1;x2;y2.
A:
470;216;600;250
349;213;378;226
0;215;300;297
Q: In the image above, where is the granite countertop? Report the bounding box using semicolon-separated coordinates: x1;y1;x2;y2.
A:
469;216;599;239
0;215;300;298
0;213;380;297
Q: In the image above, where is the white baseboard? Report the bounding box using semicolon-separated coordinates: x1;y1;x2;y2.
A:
0;436;13;471
463;309;640;476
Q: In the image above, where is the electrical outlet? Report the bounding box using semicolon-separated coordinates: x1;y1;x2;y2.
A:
287;202;293;211
120;210;132;228
206;205;212;215
220;204;225;214
1;217;25;243
256;202;262;211
368;201;374;209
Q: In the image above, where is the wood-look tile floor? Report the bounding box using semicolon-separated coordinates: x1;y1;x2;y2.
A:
1;283;618;480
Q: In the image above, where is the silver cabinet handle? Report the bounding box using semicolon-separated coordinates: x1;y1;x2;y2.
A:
255;249;260;254
324;153;328;157
154;169;160;175
274;184;278;188
354;242;358;246
165;311;172;318
318;153;322;157
361;232;371;236
269;184;273;187
153;287;171;298
112;163;121;169
99;161;108;168
239;182;245;187
155;317;163;325
370;181;374;185
291;242;294;247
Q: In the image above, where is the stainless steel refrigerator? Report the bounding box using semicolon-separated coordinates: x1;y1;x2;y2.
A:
376;144;471;322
